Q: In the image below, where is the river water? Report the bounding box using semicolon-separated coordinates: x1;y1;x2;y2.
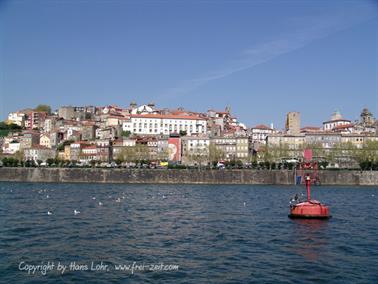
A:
0;182;377;283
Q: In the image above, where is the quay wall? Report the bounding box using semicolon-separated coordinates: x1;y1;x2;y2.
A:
0;168;378;185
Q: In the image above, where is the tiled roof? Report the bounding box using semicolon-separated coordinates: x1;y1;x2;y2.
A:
130;114;206;120
254;124;272;130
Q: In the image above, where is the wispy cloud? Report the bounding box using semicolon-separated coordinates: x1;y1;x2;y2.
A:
159;12;376;100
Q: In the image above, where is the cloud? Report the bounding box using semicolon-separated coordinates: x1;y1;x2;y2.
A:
160;12;376;99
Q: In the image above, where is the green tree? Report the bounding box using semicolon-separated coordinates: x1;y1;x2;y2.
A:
187;148;208;169
35;104;51;114
0;122;22;137
122;130;131;137
57;140;74;151
117;145;151;163
209;144;225;164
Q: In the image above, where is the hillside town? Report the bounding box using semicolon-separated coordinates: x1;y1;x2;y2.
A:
1;103;377;169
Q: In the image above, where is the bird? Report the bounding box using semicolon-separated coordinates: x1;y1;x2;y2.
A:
243;202;246;207
92;197;96;200
46;195;49;199
74;210;80;215
115;198;121;203
98;202;103;206
47;211;52;215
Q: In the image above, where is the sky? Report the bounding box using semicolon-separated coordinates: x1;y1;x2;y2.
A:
0;0;377;129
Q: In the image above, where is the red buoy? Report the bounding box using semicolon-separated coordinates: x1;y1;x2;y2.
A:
289;174;331;219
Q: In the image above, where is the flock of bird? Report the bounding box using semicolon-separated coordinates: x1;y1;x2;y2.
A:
38;189;128;216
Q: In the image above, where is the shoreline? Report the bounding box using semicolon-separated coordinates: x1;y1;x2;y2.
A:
0;168;377;186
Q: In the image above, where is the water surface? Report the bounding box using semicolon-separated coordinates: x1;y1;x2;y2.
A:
1;182;377;283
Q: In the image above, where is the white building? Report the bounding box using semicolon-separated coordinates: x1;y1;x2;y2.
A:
7;112;26;127
323;111;351;132
2;139;21;154
24;146;55;162
182;136;210;165
40;134;52;148
122;114;207;136
251;124;274;144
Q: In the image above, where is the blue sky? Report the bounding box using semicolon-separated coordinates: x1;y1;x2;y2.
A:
0;0;377;128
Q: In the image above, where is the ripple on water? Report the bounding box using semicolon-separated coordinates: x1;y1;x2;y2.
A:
0;182;377;283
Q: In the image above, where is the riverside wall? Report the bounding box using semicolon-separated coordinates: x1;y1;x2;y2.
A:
0;168;377;185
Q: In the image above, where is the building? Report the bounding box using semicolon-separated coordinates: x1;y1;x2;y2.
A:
300;126;322;134
181;136;210;165
285;112;301;135
7;112;26;127
122;114;207;136
24;145;55;162
79;145;97;163
360;108;375;127
156;138;169;160
58;106;75;120
2;139;21;154
305;133;341;149
20;132;40;149
267;134;305;150
43;116;57;133
69;141;91;161
81;125;97;141
26;111;47;130
235;137;249;160
211;136;250;161
323;111;351;132
340;134;378;149
58;106;95;120
250;124;274;144
40;134;52;148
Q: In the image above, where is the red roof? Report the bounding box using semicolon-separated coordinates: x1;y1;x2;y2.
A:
333;124;354;130
323;119;351;124
254;124;272;130
82;145;97;149
130;113;206;120
29;145;50;149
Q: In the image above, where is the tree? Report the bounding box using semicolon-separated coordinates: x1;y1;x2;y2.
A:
122;130;131;137
13;150;24;162
116;145;151;163
187;148;208;169
209;144;225;164
35;104;51;114
0;122;22;137
57;140;74;151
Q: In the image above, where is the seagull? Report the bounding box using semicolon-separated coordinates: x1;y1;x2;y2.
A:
46;195;49;199
98;202;103;206
162;195;166;199
47;211;52;215
74;210;80;215
115;198;121;203
92;197;96;200
243;202;246;207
